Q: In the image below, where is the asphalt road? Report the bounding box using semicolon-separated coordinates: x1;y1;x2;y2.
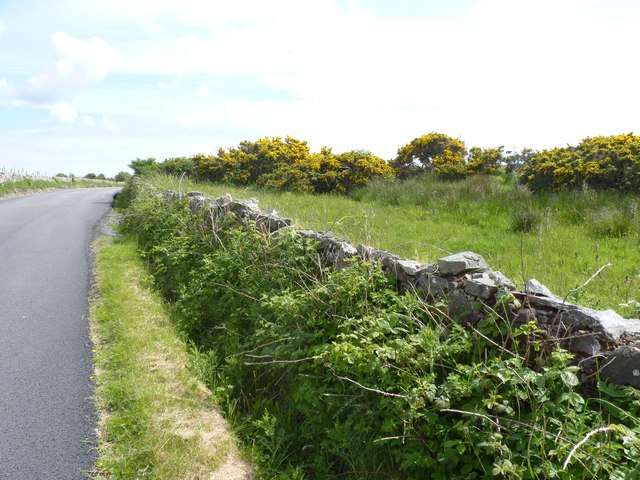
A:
0;188;120;480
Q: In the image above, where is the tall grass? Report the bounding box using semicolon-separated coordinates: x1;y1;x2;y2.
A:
146;173;640;315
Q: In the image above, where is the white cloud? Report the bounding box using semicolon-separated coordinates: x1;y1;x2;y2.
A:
51;32;120;82
80;115;96;127
22;32;120;104
3;0;640;176
49;102;77;123
69;112;120;132
101;114;119;131
196;84;211;97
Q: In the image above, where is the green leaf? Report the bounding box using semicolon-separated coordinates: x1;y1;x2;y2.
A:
560;370;580;388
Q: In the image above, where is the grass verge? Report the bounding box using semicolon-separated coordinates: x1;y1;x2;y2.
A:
0;178;121;199
90;236;254;479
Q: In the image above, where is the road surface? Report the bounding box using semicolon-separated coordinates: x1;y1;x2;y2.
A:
0;188;120;479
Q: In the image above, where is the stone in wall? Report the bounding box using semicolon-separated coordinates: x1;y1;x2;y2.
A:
600;346;640;388
256;210;292;233
437;251;489;276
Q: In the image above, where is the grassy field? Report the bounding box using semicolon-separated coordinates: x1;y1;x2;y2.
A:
90;237;253;479
147;173;640;316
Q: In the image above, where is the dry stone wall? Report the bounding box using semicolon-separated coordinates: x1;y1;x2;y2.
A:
164;189;640;389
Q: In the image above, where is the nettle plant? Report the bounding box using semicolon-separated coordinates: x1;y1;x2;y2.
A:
122;184;640;479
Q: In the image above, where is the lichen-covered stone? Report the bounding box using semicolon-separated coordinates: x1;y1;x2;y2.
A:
214;193;232;206
164;190;184;202
513;307;538;326
356;244;376;261
600;346;640;388
489;271;516;291
567;332;602;356
416;273;449;299
318;235;358;270
558;308;628;342
524;279;554;297
256;213;291;232
447;290;479;323
524;294;573;310
465;273;498;299
623;318;640;336
228;198;261;218
379;252;401;270
437;251;489;276
188;195;206;214
396;259;423;276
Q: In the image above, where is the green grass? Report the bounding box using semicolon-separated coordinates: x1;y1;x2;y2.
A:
146;173;640;315
0;177;120;198
90;237;253;479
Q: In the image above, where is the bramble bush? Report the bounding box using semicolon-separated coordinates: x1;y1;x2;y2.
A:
120;182;640;479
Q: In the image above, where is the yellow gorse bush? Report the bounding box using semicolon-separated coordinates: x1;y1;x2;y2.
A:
178;136;395;193
520;133;640;191
154;132;640;194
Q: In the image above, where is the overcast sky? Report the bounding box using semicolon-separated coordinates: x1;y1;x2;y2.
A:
1;0;639;176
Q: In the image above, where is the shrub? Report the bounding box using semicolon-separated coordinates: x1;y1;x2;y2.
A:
520;133;640;192
392;132;467;178
160;157;197;177
170;138;396;194
129;157;159;176
113;171;132;182
510;207;543;233
465;146;503;175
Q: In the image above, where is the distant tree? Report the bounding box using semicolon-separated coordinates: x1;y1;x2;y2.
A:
55;172;68;178
85;173;97;179
392;132;467;177
114;171;132;182
159;157;197;177
129;157;159;176
97;173;106;180
504;148;534;174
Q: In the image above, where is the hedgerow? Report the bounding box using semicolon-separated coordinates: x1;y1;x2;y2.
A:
120;182;640;479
